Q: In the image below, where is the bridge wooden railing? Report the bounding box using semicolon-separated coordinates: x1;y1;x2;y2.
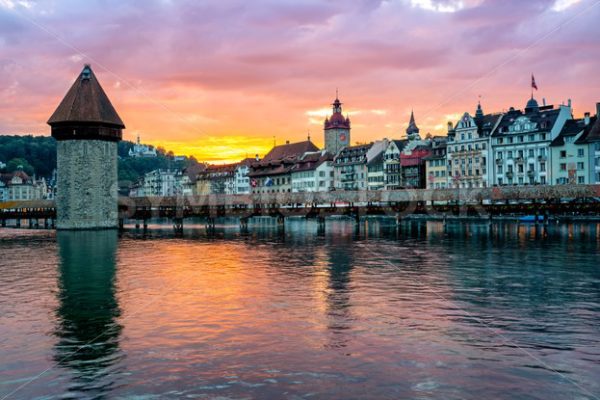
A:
2;185;600;223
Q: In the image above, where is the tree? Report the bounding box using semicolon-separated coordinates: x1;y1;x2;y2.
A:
6;158;35;176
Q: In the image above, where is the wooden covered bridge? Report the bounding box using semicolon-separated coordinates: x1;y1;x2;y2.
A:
1;184;600;230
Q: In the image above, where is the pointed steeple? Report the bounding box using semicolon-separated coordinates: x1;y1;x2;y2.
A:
406;110;420;140
475;100;484;120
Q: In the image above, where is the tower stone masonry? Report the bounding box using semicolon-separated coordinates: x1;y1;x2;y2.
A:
48;65;125;229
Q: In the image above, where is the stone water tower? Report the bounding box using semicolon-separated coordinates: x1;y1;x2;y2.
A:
48;65;125;229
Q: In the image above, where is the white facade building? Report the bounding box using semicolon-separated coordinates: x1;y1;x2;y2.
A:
128;134;157;157
491;98;571;186
291;150;334;192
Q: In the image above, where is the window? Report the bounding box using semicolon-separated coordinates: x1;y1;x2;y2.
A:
540;162;546;172
560;150;566;158
560;163;567;171
528;149;534;157
578;148;585;157
578;176;585;184
518;164;524;173
528;163;534;172
498;165;503;174
519;136;524;143
529;134;535;141
577;162;584;170
540;176;546;184
508;151;513;159
497;151;503;159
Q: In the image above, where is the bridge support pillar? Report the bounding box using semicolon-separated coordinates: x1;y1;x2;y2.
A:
395;214;402;226
173;217;184;234
44;218;49;229
240;217;249;229
16;219;21;228
143;219;148;231
277;216;285;226
28;218;34;229
135;221;140;229
1;219;6;228
206;217;216;230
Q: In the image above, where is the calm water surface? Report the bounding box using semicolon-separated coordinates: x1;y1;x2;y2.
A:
1;220;599;399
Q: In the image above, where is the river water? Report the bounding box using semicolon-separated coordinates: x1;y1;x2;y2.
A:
1;220;599;399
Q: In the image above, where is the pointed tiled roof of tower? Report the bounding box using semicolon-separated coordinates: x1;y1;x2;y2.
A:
48;65;125;128
406;110;419;135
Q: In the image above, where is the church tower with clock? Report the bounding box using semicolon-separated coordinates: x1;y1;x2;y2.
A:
323;94;351;155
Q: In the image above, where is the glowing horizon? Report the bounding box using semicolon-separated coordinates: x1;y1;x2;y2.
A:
1;0;599;164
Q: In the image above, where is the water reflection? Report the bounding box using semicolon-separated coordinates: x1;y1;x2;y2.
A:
324;236;354;350
54;230;124;398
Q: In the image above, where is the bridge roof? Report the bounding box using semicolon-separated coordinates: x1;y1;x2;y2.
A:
47;65;125;128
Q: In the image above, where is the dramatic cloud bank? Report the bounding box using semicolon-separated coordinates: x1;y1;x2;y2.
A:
0;0;598;162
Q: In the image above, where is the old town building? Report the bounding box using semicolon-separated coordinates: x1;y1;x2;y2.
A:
334;143;372;190
290;150;334;192
196;164;238;195
550;114;596;185
383;139;408;190
0;170;47;201
491;97;571;186
366;139;390;191
584;104;600;184
424;136;448;189
249;140;319;194
447;102;501;188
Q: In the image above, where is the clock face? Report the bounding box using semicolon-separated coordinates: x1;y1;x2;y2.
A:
339;133;347;142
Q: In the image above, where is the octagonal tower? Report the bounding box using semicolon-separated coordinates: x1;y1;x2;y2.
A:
48;65;125;229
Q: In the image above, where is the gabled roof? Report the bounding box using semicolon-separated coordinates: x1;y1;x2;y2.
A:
47;65;125;128
581;115;600;143
291;151;333;173
261;140;319;163
550;118;588;146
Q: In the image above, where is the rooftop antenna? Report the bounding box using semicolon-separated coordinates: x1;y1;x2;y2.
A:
336;87;339;100
307;129;311;141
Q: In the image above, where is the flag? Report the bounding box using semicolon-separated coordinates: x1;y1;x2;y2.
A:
531;74;538;91
250;179;257;188
265;177;273;187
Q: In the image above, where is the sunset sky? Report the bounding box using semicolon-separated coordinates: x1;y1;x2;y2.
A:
1;0;599;163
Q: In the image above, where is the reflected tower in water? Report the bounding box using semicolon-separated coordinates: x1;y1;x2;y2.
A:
54;230;124;397
324;236;355;349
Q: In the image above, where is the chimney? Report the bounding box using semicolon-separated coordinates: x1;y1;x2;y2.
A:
596;102;600;117
542;98;546;106
584;112;591;125
568;98;572;108
447;121;453;132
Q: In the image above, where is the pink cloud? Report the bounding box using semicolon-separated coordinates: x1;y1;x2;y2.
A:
0;0;599;160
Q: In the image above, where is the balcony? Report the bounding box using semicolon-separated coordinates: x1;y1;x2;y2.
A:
495;159;503;165
538;155;547;161
515;157;524;164
506;171;514;179
527;170;535;177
